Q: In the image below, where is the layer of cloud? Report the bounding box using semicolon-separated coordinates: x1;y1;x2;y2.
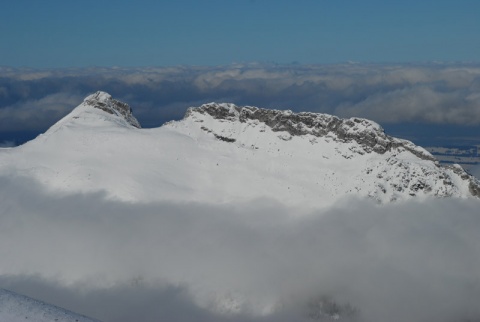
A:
1;175;480;322
1;63;480;138
0;140;15;147
470;164;480;179
0;92;83;132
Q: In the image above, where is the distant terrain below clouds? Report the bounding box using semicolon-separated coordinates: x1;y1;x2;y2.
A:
1;63;480;146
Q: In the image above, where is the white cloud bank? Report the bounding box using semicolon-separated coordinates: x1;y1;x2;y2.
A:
1;63;480;134
0;92;83;132
1;175;480;322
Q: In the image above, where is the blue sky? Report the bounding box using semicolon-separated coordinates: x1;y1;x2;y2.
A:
2;1;480;150
2;0;480;67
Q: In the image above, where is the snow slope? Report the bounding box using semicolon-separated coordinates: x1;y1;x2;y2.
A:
0;91;478;211
0;289;100;322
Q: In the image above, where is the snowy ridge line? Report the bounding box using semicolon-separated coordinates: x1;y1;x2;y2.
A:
1;92;480;208
187;102;435;161
185;102;480;199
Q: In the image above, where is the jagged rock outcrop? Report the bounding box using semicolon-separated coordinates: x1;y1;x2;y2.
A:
84;91;141;128
186;103;435;161
185;102;480;199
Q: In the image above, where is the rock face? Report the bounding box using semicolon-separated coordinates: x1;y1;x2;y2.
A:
187;103;435;160
185;102;480;201
84;91;141;128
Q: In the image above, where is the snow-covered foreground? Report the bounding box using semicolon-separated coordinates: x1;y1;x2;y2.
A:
0;289;99;322
1;92;480;321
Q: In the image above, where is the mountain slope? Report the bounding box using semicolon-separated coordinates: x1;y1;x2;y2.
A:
0;92;478;210
0;289;100;322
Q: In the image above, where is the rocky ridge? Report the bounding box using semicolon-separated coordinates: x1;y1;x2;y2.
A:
186;102;480;199
187;103;434;160
84;91;141;128
3;93;480;207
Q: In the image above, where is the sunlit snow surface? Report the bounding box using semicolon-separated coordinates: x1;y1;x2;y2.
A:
0;95;476;211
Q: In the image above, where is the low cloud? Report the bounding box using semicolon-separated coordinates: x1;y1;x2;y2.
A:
0;92;83;132
1;63;480;140
0;140;15;147
1;175;480;322
336;83;480;125
470;164;480;179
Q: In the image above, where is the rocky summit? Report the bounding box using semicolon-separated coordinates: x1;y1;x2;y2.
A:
83;91;141;128
188;102;436;159
183;102;480;201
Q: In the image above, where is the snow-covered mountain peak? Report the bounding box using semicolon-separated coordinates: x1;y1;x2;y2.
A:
82;91;141;128
40;91;141;137
2;95;480;209
180;102;480;201
186;102;435;160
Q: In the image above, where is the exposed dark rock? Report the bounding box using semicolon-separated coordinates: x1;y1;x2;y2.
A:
84;91;141;128
186;102;480;199
187;103;434;160
214;134;236;143
469;180;480;197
